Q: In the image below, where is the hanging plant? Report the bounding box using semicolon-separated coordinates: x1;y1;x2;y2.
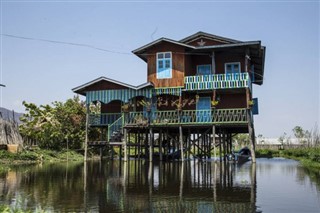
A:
138;100;152;111
248;100;255;107
211;100;219;107
121;103;131;112
195;95;200;103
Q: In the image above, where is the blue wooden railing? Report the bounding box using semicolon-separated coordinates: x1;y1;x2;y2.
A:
184;73;251;90
126;108;247;126
89;113;122;126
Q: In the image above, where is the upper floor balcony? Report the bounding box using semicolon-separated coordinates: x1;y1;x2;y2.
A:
88;108;248;128
184;73;251;91
127;108;248;126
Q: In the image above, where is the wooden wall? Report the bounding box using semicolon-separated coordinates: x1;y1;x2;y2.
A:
216;94;247;109
184;52;246;76
147;42;185;88
215;53;246;74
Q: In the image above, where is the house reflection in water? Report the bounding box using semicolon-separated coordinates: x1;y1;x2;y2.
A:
104;160;257;213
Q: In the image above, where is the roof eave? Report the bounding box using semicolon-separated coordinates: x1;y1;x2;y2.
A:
132;38;195;55
179;31;242;44
72;77;154;96
194;41;261;51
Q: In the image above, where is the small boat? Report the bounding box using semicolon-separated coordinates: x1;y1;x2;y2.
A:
227;147;251;163
166;148;186;160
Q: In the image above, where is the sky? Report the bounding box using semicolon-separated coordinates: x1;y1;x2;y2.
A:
0;0;319;138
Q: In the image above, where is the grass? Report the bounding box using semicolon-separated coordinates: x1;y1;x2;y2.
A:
0;201;47;213
0;149;84;165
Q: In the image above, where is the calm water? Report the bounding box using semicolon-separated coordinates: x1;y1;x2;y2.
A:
0;158;319;213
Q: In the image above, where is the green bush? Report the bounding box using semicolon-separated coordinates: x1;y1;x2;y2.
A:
16;152;39;161
0;150;14;160
255;149;279;158
0;149;84;163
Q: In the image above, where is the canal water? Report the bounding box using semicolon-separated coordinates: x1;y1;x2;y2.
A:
0;158;319;212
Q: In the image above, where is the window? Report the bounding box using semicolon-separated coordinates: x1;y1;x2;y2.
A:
157;52;172;79
225;62;241;75
197;64;212;75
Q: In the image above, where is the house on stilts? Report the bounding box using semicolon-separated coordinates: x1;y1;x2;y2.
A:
72;32;266;162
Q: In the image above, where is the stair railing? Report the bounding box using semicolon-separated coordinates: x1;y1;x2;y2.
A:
107;115;124;142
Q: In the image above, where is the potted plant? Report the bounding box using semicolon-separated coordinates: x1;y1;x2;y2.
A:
248;100;255;107
211;100;219;108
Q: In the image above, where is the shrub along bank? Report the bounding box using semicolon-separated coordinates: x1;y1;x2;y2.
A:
256;147;320;171
0;149;84;164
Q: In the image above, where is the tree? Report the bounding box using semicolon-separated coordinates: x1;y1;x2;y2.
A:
233;134;250;148
292;126;306;144
20;96;86;150
278;132;287;145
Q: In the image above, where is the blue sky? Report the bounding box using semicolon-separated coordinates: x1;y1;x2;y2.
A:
0;1;319;138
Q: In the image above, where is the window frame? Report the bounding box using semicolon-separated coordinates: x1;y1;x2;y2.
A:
224;62;241;74
196;64;212;75
156;52;172;79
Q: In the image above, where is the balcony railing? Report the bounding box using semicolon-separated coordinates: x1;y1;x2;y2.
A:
89;113;122;126
184;73;251;90
126;108;247;126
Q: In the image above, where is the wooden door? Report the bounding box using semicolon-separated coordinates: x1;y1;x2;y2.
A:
196;97;211;122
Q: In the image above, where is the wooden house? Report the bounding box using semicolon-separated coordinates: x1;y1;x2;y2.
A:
72;32;266;162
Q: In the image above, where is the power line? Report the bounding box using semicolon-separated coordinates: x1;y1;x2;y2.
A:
1;33;133;55
1;33;211;56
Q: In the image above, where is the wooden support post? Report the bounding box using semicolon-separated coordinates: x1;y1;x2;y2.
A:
212;125;216;161
138;131;141;160
203;134;206;159
197;130;202;159
222;131;226;161
179;161;184;199
219;132;222;162
145;131;148;159
124;128;128;162
134;132;137;158
149;128;153;162
99;147;103;160
226;134;230;154
248;110;256;163
166;129;170;160
159;129;163;161
187;128;191;160
250;162;257;207
179;125;184;161
84;104;89;162
211;51;216;74
208;132;211;159
229;133;233;153
193;132;196;160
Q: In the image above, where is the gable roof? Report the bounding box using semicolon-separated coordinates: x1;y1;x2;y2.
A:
179;31;241;44
132;37;195;61
132;37;195;54
132;32;248;60
72;76;153;96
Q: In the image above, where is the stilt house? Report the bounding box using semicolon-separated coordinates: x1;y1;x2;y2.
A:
72;32;266;162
